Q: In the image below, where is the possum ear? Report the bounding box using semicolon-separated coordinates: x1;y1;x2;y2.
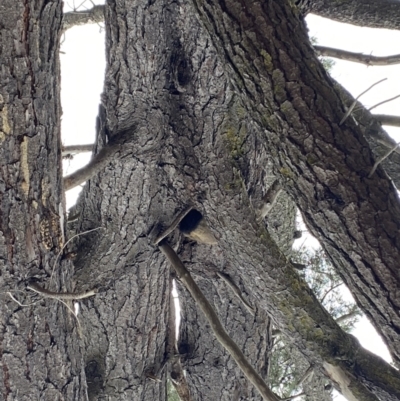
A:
179;209;217;245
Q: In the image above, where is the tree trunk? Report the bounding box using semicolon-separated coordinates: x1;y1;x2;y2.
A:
0;1;88;399
71;1;400;400
4;0;400;400
190;0;400;367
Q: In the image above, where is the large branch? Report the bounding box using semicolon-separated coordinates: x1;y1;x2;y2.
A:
63;5;105;31
300;0;400;30
373;114;400;128
314;45;400;66
191;0;400;367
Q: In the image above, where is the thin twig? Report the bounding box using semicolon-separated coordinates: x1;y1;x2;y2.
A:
50;226;102;286
368;142;400;178
368;94;400;112
62;144;93;156
282;392;306;401
340;78;387;125
58;298;82;333
7;292;40;307
295;364;314;387
335;309;361;324
258;180;282;220
27;283;97;300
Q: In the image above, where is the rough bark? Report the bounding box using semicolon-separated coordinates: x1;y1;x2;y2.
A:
177;242;272;401
300;0;400;30
69;1;400;401
0;1;88;400
191;0;400;368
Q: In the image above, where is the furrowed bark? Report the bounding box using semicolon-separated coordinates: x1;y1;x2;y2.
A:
0;1;88;399
70;0;400;400
159;241;279;401
191;0;400;369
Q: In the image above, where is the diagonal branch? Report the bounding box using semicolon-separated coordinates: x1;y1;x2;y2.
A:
159;241;281;401
63;5;105;31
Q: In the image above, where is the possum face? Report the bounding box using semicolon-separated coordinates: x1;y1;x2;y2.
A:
178;209;217;245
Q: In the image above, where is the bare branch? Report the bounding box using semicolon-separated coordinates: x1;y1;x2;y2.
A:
295;364;314;388
167;276;194;401
62;144;93;156
314;45;400;66
335;310;362;324
373;114;400;127
368;94;400;112
63;142;121;190
369;142;400;178
340;78;387;125
258;179;282;219
282;392;306;401
27;283;97;300
159;241;281;401
63;5;105;31
153;206;194;245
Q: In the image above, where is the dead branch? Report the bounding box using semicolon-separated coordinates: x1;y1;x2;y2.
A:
27;282;97;300
62;144;93;156
314;45;400;66
369;142;400;178
258;179;282;219
63;5;105;31
295;364;314;387
373;114;400;127
64;141;121;190
340;78;386;125
159;241;281;401
335;310;362;325
217;272;255;316
368;94;400;112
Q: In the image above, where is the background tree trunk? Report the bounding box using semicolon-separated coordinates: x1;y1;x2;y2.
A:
0;1;88;399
